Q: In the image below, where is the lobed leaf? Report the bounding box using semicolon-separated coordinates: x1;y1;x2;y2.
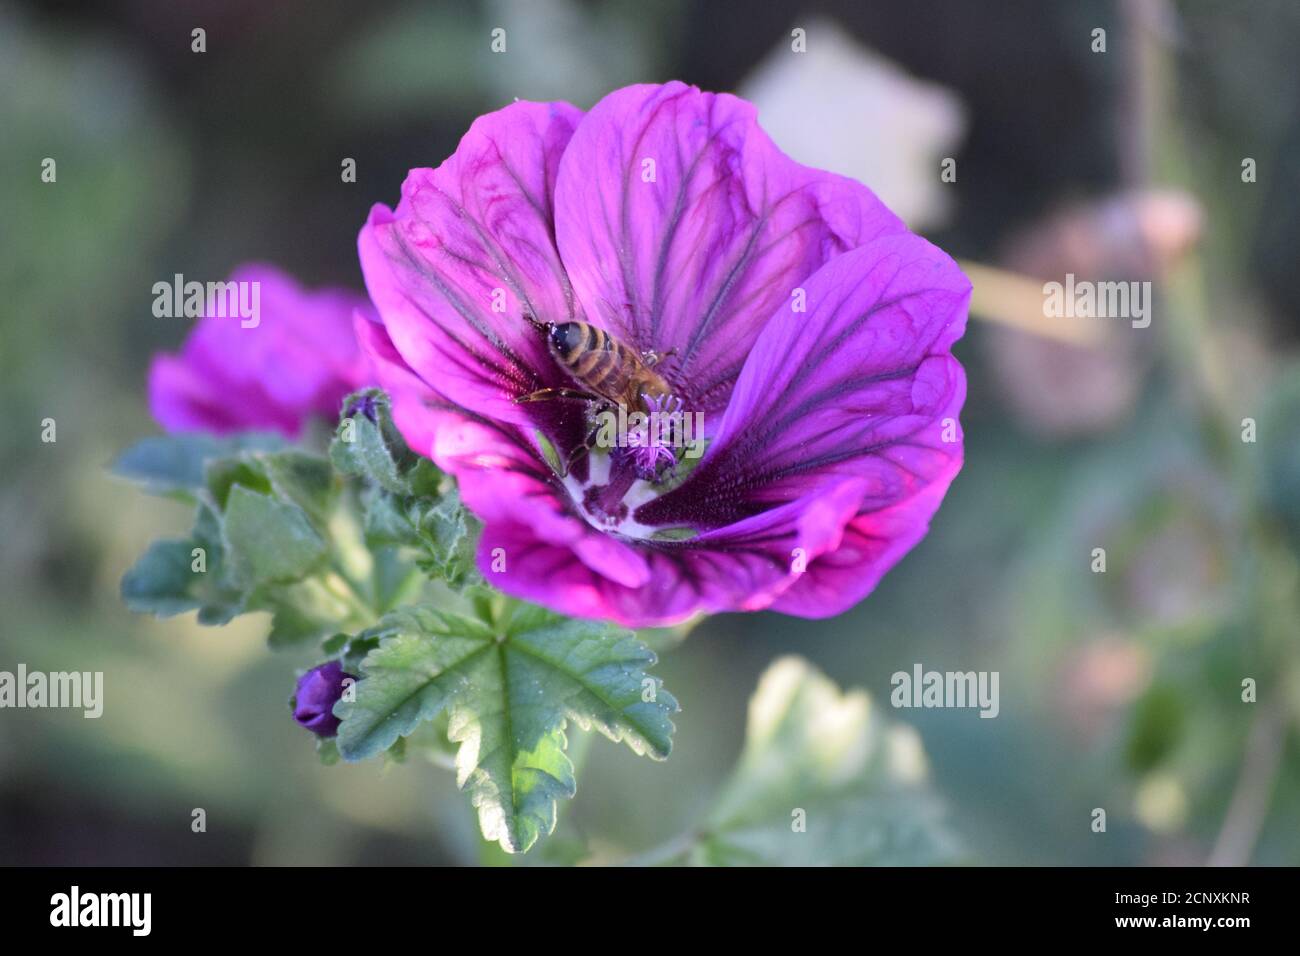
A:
335;599;678;853
223;484;328;585
120;503;243;622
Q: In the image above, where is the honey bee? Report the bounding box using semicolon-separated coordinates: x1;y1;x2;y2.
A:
517;313;679;475
517;314;673;413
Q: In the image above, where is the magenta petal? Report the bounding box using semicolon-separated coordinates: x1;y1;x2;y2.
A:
769;463;962;618
554;82;905;420
352;313;447;458
478;475;869;627
148;353;302;436
636;233;969;530
353;309;425;396
357;100;596;465
149;263;371;438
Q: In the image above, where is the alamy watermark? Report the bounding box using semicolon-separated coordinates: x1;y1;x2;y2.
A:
1043;273;1151;329
152;274;261;328
0;664;103;718
591;401;705;460
891;664;999;718
50;886;150;936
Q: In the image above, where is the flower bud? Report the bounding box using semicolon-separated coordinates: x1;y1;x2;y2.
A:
291;661;355;737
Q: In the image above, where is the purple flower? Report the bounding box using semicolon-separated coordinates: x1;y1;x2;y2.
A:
356;82;970;627
149;263;375;438
292;661;355;737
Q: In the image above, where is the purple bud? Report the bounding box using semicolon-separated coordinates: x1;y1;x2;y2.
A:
344;393;379;423
292;661;355;737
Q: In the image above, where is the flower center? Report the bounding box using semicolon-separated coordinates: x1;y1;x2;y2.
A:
621;393;686;483
559;393;705;541
564;454;663;539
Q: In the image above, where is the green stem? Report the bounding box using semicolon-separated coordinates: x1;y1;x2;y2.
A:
321;567;376;627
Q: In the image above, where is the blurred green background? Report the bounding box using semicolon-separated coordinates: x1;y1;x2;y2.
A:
4;0;1300;865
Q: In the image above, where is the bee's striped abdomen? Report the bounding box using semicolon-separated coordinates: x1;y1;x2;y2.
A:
552;322;618;390
545;319;670;409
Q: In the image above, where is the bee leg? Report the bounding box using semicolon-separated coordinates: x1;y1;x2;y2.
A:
515;387;599;404
558;418;606;477
560;442;591;478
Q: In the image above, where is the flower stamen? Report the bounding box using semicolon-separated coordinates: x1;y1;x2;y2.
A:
624;393;685;484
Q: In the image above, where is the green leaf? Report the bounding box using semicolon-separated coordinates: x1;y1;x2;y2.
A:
190;503;245;624
335;600;678;853
120;539;207;616
326;389;480;583
120;438;362;639
359;485;416;546
120;502;244;621
670;657;961;866
330;388;440;497
327;389;481;586
205;456;273;509
263;450;339;529
223;484;327;585
360;474;480;588
402;493;480;586
112;432;282;497
334;606;496;759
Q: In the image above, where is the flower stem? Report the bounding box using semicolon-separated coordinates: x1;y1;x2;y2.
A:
959;260;1107;347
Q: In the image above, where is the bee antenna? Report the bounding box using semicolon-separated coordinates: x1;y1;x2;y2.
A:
522;310;546;332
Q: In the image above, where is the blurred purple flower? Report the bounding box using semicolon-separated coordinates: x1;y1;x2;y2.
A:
149;263;374;437
292;661;355;738
356;82;970;626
